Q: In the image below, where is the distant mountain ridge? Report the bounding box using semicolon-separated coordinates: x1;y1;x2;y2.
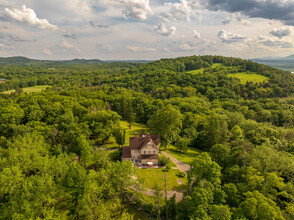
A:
0;56;151;66
252;54;294;72
0;56;103;66
254;54;294;61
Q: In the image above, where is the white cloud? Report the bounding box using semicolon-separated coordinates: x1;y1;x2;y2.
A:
100;0;152;20
255;34;292;48
180;43;194;51
42;48;52;55
193;30;200;38
222;16;231;25
61;39;80;52
217;30;247;43
154;23;176;36
269;28;291;38
4;5;58;31
127;45;156;53
161;0;191;22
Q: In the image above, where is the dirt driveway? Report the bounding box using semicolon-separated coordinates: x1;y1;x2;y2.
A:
161;151;190;173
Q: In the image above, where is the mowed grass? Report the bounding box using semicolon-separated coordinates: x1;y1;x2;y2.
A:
228;72;269;84
105;121;147;148
165;145;202;165
136;166;188;191
2;85;51;94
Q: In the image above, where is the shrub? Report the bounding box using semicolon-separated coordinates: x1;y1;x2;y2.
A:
159;154;170;166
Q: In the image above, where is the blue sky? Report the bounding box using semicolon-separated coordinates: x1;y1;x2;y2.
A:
0;0;294;60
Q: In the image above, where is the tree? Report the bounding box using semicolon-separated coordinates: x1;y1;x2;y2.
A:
152;182;163;219
108;161;138;215
188;153;221;187
196;113;228;151
210;144;231;169
147;105;182;149
237;191;285;220
113;126;126;147
175;136;189;153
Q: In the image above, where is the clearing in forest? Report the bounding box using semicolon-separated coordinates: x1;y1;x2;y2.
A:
228;72;269;84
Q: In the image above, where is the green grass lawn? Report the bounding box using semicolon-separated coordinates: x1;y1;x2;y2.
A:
136;164;188;191
228;72;269;84
104;121;147;148
2;85;51;94
165;145;202;165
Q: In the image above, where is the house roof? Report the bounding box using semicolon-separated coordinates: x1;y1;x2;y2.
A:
122;146;132;159
141;154;159;160
129;134;160;150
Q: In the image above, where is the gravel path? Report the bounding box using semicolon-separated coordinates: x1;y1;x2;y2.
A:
141;189;184;202
161;151;191;173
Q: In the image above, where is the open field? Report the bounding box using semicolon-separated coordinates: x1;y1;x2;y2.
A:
2;85;51;94
228;72;269;84
136;166;187;191
165;145;202;165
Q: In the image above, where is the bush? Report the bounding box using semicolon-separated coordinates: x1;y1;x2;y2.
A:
177;171;186;178
159;154;170;166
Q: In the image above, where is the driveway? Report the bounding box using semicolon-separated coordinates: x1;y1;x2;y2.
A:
142;189;184;203
161;151;190;173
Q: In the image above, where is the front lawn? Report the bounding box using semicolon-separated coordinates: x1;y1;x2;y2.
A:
136;166;187;191
165;145;202;165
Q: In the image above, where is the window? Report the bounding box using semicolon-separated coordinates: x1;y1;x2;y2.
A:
149;151;150;154
153;151;155;154
144;151;146;154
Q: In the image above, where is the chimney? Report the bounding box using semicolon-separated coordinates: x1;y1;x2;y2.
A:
134;132;137;137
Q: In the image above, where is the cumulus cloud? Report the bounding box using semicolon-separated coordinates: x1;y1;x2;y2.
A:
193;30;200;38
217;30;246;43
64;32;77;39
100;0;152;20
257;34;292;48
3;5;58;30
127;45;156;53
154;23;176;36
161;0;191;22
201;0;294;26
222;16;231;25
269;28;291;38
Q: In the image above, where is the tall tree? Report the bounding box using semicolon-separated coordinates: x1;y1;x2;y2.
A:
147;105;182;149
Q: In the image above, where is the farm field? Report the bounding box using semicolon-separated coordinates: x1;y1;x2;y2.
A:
2;85;51;94
228;72;269;84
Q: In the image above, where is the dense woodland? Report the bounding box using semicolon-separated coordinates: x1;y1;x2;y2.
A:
0;55;294;219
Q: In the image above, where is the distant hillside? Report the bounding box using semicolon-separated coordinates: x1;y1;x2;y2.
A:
253;54;294;72
0;56;153;66
0;56;103;66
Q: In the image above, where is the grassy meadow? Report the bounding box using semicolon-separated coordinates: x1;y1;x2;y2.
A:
2;85;51;94
228;72;269;84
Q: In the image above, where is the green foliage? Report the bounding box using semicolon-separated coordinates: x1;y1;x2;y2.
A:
147;105;182;148
158;154;170;166
1;55;294;218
